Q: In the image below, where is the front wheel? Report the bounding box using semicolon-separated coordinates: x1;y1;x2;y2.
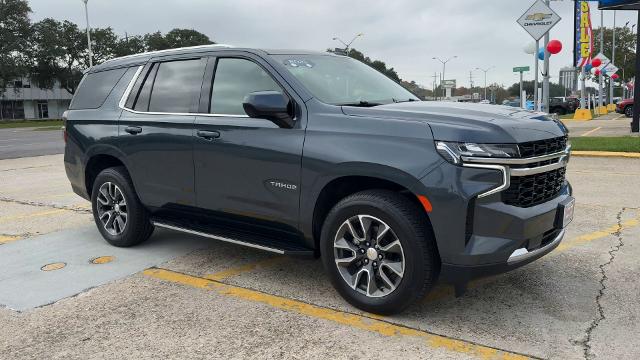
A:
91;166;154;247
320;190;439;315
625;106;633;118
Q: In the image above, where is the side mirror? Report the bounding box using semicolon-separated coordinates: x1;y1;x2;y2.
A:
243;91;295;128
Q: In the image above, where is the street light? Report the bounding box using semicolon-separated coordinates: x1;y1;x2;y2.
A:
332;33;364;53
433;56;457;99
476;66;495;101
81;0;93;68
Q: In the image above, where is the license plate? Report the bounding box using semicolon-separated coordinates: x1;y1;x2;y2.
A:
558;197;575;228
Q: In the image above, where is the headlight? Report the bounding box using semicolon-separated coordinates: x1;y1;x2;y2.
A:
435;141;520;165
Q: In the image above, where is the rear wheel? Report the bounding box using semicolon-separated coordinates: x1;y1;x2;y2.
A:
91;166;154;247
320;190;438;315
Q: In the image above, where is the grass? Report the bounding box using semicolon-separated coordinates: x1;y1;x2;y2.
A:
570;136;640;153
0;119;63;129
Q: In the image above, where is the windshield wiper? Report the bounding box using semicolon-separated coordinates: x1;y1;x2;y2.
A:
392;98;419;103
337;101;383;107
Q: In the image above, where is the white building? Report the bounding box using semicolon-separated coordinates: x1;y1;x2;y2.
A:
0;77;73;120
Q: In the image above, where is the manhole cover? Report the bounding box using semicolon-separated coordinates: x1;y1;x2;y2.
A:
41;262;66;271
90;256;115;264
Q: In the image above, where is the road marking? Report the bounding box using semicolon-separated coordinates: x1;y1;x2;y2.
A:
556;216;639;252
0;208;68;223
580;127;602;137
90;256;115;264
572;151;640;159
203;256;286;281
143;268;534;360
41;262;66;271
0;235;21;244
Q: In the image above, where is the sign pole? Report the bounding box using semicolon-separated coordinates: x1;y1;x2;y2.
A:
610;10;616;104
599;10;604;109
520;71;524;108
542;0;551;113
534;39;539;110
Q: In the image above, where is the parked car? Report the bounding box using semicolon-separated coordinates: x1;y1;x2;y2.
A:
616;98;634;117
549;97;578;115
64;45;574;314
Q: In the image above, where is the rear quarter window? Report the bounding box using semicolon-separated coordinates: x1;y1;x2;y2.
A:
69;68;128;110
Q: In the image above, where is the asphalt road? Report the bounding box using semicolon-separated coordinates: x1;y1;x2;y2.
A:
0;127;64;160
1;154;639;359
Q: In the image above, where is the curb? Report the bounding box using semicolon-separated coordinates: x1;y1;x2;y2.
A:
572;151;640;158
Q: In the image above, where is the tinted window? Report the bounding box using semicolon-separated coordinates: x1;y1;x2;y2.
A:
148;59;205;113
70;68;127;109
211;58;281;115
133;64;157;112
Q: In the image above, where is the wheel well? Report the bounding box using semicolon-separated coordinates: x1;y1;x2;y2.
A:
85;155;125;197
311;176;432;250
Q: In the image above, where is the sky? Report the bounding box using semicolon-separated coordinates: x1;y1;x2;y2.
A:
26;0;638;90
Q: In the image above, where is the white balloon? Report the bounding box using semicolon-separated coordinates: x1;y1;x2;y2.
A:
523;42;537;55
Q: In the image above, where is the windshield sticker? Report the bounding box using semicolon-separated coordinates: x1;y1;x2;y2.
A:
284;59;314;68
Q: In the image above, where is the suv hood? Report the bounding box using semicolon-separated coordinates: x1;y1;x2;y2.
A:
341;101;568;143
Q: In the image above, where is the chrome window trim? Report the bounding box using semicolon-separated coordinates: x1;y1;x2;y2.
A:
118;64;249;118
461;146;571;165
462;163;510;198
510;157;568;177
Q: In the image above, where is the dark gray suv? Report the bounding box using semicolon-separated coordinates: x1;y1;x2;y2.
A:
64;45;574;314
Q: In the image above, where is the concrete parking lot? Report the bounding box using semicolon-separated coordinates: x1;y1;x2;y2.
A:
1;154;639;359
0;127;64;160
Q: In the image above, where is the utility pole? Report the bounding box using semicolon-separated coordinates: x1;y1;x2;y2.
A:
82;0;93;68
542;0;551;113
476;67;494;101
432;73;438;101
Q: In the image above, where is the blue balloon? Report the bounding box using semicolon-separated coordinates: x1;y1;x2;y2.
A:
585;64;593;72
602;69;608;76
538;48;545;60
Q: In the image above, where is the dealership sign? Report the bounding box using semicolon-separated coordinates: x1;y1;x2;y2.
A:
574;0;593;67
517;0;561;41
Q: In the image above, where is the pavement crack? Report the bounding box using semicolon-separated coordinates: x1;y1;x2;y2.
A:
578;207;627;360
0;197;90;213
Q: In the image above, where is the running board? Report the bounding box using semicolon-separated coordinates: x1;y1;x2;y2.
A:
152;221;313;256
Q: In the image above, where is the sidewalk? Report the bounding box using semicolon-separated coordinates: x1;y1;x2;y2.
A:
562;112;639;137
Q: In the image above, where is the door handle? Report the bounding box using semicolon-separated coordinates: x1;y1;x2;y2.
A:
124;126;142;135
197;130;220;140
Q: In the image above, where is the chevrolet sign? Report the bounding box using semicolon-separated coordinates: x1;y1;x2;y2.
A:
517;0;562;41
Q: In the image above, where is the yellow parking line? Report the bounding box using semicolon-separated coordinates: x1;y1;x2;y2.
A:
556;217;639;252
0;208;68;223
203;256;286;281
0;235;21;244
143;268;532;360
580;127;602;137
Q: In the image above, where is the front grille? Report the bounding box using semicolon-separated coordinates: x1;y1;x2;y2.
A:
503;167;566;207
518;136;568;157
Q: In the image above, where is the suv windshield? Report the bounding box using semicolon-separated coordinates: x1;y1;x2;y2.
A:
272;54;419;106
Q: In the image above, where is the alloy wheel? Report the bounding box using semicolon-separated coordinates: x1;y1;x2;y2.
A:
96;182;128;236
333;215;405;298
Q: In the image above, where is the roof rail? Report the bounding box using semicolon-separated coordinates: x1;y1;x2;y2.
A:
102;44;235;64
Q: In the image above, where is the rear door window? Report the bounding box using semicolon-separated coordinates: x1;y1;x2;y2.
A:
147;59;206;113
70;68;128;109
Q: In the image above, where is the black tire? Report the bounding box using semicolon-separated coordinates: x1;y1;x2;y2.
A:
91;166;154;247
320;190;439;315
625;105;633;118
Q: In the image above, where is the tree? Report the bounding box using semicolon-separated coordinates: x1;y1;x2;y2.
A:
593;26;636;81
345;48;402;83
401;80;432;99
0;0;32;95
144;29;213;51
114;35;146;57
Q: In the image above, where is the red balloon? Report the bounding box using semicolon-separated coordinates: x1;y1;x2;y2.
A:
547;40;563;55
594;69;601;76
612;74;620;80
592;58;602;67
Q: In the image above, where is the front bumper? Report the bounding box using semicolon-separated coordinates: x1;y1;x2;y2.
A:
419;147;572;283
